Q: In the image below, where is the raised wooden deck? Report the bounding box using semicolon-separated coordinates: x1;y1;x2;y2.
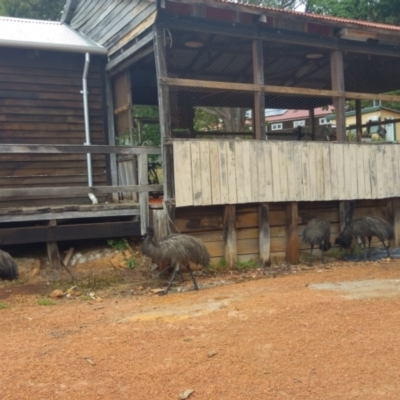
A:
173;140;400;207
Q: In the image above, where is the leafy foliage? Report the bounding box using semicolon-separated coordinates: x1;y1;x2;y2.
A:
0;0;65;20
306;0;400;25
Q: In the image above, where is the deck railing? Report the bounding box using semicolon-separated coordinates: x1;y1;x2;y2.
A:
173;139;400;207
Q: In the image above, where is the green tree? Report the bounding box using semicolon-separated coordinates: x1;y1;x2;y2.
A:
0;0;65;20
305;0;400;25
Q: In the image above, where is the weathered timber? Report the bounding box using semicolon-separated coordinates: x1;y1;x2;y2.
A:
0;220;141;246
46;220;62;270
285;202;299;263
139;153;149;235
160;77;400;103
259;203;270;266
223;205;237;268
330;50;346;142
339;201;353;232
106;32;154;73
158;14;400;59
174;141;400;207
355;100;362;143
392;198;400;248
252;39;265;140
0;144;161;155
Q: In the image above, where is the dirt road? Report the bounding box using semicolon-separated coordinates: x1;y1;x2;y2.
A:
1;259;400;399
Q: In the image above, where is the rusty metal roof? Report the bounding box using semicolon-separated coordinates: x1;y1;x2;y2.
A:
0;16;107;54
217;0;400;33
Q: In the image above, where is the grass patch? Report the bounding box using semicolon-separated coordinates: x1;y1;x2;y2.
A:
78;274;125;290
37;298;56;306
209;257;228;272
236;259;260;271
0;302;6;310
108;238;130;252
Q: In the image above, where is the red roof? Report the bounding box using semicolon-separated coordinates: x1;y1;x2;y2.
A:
266;106;333;122
216;0;400;33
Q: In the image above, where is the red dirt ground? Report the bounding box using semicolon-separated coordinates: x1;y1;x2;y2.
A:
1;256;400;399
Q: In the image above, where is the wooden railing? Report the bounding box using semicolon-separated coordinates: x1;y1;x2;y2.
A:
0;144;162;234
173;139;400;207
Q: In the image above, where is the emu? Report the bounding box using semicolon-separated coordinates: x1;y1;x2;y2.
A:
141;226;210;295
302;218;331;265
0;249;18;281
335;216;393;260
335;201;393;260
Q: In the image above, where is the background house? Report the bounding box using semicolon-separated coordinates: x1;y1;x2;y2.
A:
328;105;400;142
266;106;334;140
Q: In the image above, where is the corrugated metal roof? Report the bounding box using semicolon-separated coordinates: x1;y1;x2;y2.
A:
217;0;400;34
0;16;107;55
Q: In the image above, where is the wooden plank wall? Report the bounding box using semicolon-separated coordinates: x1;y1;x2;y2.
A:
0;48;107;208
175;199;391;264
69;0;157;52
175;203;287;264
174;140;400;207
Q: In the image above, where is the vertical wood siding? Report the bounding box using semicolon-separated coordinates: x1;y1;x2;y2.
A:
173;140;400;207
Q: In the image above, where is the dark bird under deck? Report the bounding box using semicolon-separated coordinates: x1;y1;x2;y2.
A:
0;249;18;281
302;218;331;265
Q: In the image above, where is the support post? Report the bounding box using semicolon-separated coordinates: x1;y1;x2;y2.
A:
339;200;352;232
47;220;61;269
285;202;299;263
330;50;346;142
252;39;265;140
355;99;362;142
392;198;400;247
259;203;270;266
154;25;175;227
105;74;119;203
309;108;316;141
139;153;149;235
223;205;237;268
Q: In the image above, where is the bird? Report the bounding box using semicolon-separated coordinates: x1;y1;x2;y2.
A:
141;226;210;295
335;201;393;260
0;249;18;281
335;216;393;260
302;218;331;265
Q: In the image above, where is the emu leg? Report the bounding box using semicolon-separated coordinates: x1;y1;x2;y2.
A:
178;268;185;283
380;240;391;258
160;265;180;296
321;240;325;264
186;264;199;291
309;244;314;266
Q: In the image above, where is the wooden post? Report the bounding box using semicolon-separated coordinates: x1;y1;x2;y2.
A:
285;202;299;263
339;200;352;232
309;108;316;141
138;153;149;235
223;205;237;268
330;50;346;142
113;71;138;202
391;198;400;247
355;99;362;142
105;74;119;203
252;39;265;140
259;203;270;266
154;25;175;225
47;220;61;270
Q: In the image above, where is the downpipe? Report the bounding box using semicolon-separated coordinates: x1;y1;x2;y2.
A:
81;52;98;204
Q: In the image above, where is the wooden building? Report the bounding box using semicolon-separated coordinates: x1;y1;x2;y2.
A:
4;0;400;267
0;15;161;265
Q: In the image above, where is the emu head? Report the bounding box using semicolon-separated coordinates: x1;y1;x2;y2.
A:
334;234;351;250
320;241;332;252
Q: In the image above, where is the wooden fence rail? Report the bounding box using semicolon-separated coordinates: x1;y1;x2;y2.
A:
173;140;400;207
